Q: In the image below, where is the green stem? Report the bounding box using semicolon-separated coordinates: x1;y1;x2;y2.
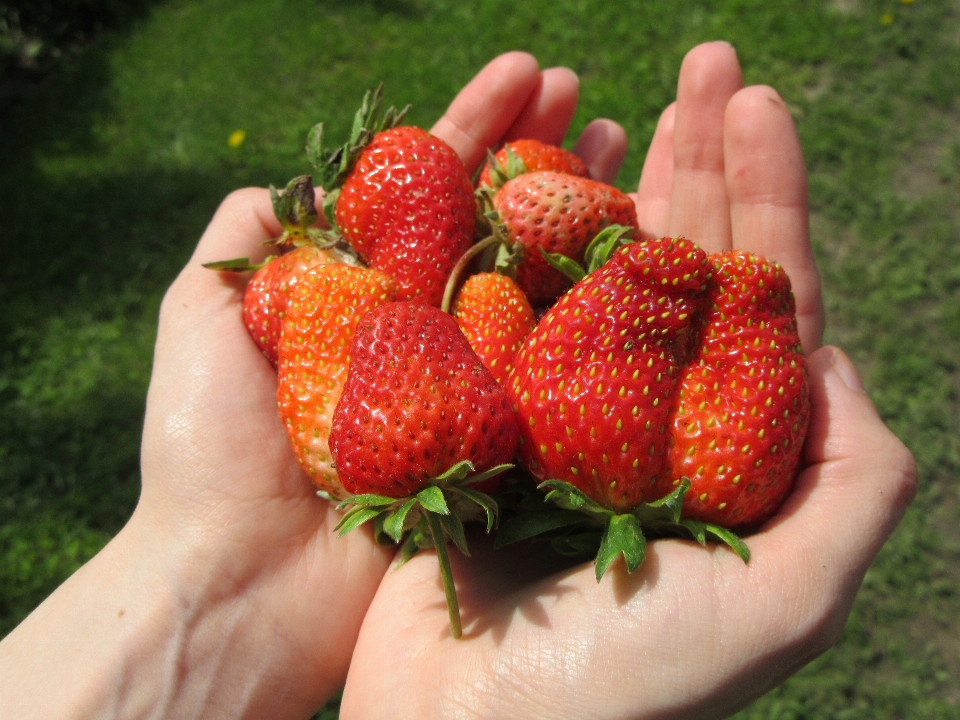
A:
425;511;463;639
440;234;502;314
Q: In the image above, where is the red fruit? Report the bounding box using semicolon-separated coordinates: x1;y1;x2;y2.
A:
276;263;395;498
329;302;520;498
493;171;638;307
451;272;537;388
335;126;476;306
666;251;809;528
508;237;711;511
242;245;340;367
477;138;589;189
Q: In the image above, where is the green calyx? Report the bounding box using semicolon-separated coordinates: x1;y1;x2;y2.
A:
333;460;510;638
495;478;750;582
540;224;637;285
482;145;528;190
306;84;410;227
268;174;339;248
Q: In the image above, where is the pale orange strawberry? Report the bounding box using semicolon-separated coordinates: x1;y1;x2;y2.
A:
451;272;536;387
276;263;395;497
242;245;341;367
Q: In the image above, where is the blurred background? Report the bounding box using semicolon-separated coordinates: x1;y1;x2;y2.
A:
1;0;958;717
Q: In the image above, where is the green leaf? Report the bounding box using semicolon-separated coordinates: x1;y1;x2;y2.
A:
539;480;613;520
595;513;646;581
201;256;267;272
456;488;499;533
382;497;419;543
463;463;512;487
438;512;470;557
702;523;751;563
540;246;586;283
417;485;450;515
645;478;690;523
335;493;397;510
435;459;475;484
681;518;709;546
395;530;423;567
494;508;588;548
582;225;635;273
334;506;381;536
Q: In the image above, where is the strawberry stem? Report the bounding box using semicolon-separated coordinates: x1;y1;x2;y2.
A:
440;234;502;313
425;511;463;639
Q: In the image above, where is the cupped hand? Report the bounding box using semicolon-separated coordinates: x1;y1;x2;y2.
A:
339;42;916;720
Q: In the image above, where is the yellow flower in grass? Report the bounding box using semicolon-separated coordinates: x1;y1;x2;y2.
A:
880;12;894;24
228;130;246;148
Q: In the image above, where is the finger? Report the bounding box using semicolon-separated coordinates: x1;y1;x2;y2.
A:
668;41;744;251
747;346;916;648
724;85;825;352
497;66;580;146
430;52;544;174
571;118;628;185
632;102;676;239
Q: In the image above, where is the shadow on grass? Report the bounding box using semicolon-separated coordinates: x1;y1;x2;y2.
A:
0;12;287;638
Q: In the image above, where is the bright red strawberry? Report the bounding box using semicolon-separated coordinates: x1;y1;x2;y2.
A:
326;124;476;307
277;263;395;498
451;272;536;388
477;138;589;189
493;171;638;307
666;251;809;528
508;237;711;511
330;301;520;498
242;245;341;367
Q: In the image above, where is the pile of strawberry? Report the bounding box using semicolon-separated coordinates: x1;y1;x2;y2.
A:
207;88;809;638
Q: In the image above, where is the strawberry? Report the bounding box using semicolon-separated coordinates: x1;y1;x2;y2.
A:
276;263;395;499
329;301;519;638
310;89;477;307
203;175;350;367
241;245;341;367
508;237;711;511
477;138;589;190
450;272;537;388
666;251;809;528
330;302;520;497
491;171;638;307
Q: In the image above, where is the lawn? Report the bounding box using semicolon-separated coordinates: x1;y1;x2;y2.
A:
2;0;959;717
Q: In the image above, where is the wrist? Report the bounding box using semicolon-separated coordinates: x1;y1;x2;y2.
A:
0;507;308;720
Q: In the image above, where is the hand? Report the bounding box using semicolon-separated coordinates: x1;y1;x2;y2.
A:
0;52;605;720
339;42;917;720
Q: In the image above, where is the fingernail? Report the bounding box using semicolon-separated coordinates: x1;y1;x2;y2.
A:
827;347;867;394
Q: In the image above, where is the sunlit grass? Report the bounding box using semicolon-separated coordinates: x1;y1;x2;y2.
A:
2;0;960;717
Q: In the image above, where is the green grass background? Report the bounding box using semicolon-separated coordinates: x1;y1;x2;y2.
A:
2;0;960;717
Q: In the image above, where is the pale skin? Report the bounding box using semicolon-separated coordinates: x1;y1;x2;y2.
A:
0;43;915;720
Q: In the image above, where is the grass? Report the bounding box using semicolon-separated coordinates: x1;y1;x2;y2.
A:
2;0;960;717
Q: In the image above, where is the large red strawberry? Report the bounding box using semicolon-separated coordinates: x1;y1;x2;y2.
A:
477;138;589;190
311;89;477;307
330;302;519;497
276;263;395;498
450;272;536;388
666;251;809;528
492;171;638;307
508;237;711;511
329;301;519;638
